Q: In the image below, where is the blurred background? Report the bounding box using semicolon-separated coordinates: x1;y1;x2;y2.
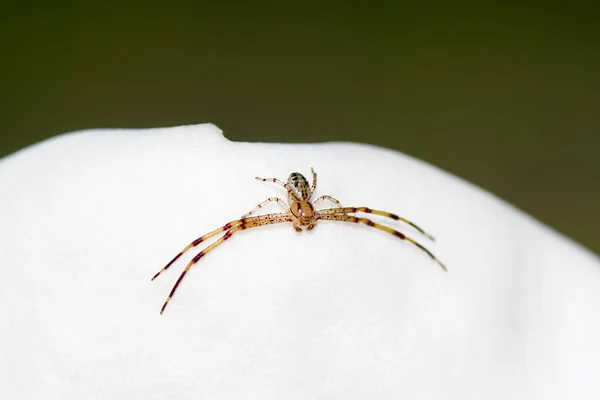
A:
1;2;598;253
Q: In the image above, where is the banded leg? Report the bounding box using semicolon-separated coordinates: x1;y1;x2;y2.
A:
242;197;288;218
317;207;435;241
151;220;243;281
316;213;446;271
158;212;293;314
312;195;342;209
310;167;317;195
255;176;294;194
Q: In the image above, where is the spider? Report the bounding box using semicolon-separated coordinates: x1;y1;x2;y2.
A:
152;168;446;313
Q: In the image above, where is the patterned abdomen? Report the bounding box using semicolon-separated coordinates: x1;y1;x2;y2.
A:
287;172;311;200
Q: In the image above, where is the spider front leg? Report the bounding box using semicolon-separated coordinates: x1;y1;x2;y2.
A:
316;212;446;271
151;220;243;281
312;194;342;209
157;212;293;314
158;225;244;314
242;197;289;218
318;207;435;241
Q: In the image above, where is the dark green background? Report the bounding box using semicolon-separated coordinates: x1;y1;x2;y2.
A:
2;3;598;253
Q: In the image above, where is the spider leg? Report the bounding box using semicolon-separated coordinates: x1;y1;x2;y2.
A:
316;213;446;271
317;207;436;241
255;176;294;194
312;195;342;209
159;225;243;314
159;212;293;314
310;167;317;196
151;220;243;281
241;197;289;218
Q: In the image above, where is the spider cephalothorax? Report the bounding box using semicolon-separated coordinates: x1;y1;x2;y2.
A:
152;168;446;313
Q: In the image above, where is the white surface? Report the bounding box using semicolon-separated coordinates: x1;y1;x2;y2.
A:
0;123;599;399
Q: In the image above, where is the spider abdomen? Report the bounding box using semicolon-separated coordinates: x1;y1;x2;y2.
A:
287;172;311;200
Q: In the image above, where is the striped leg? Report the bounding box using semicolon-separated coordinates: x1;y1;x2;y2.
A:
316;213;446;271
312;195;342;209
158;212;293;314
151;220;243;281
317;207;435;241
255;176;294;194
310;167;317;195
158;225;243;314
241;197;289;218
